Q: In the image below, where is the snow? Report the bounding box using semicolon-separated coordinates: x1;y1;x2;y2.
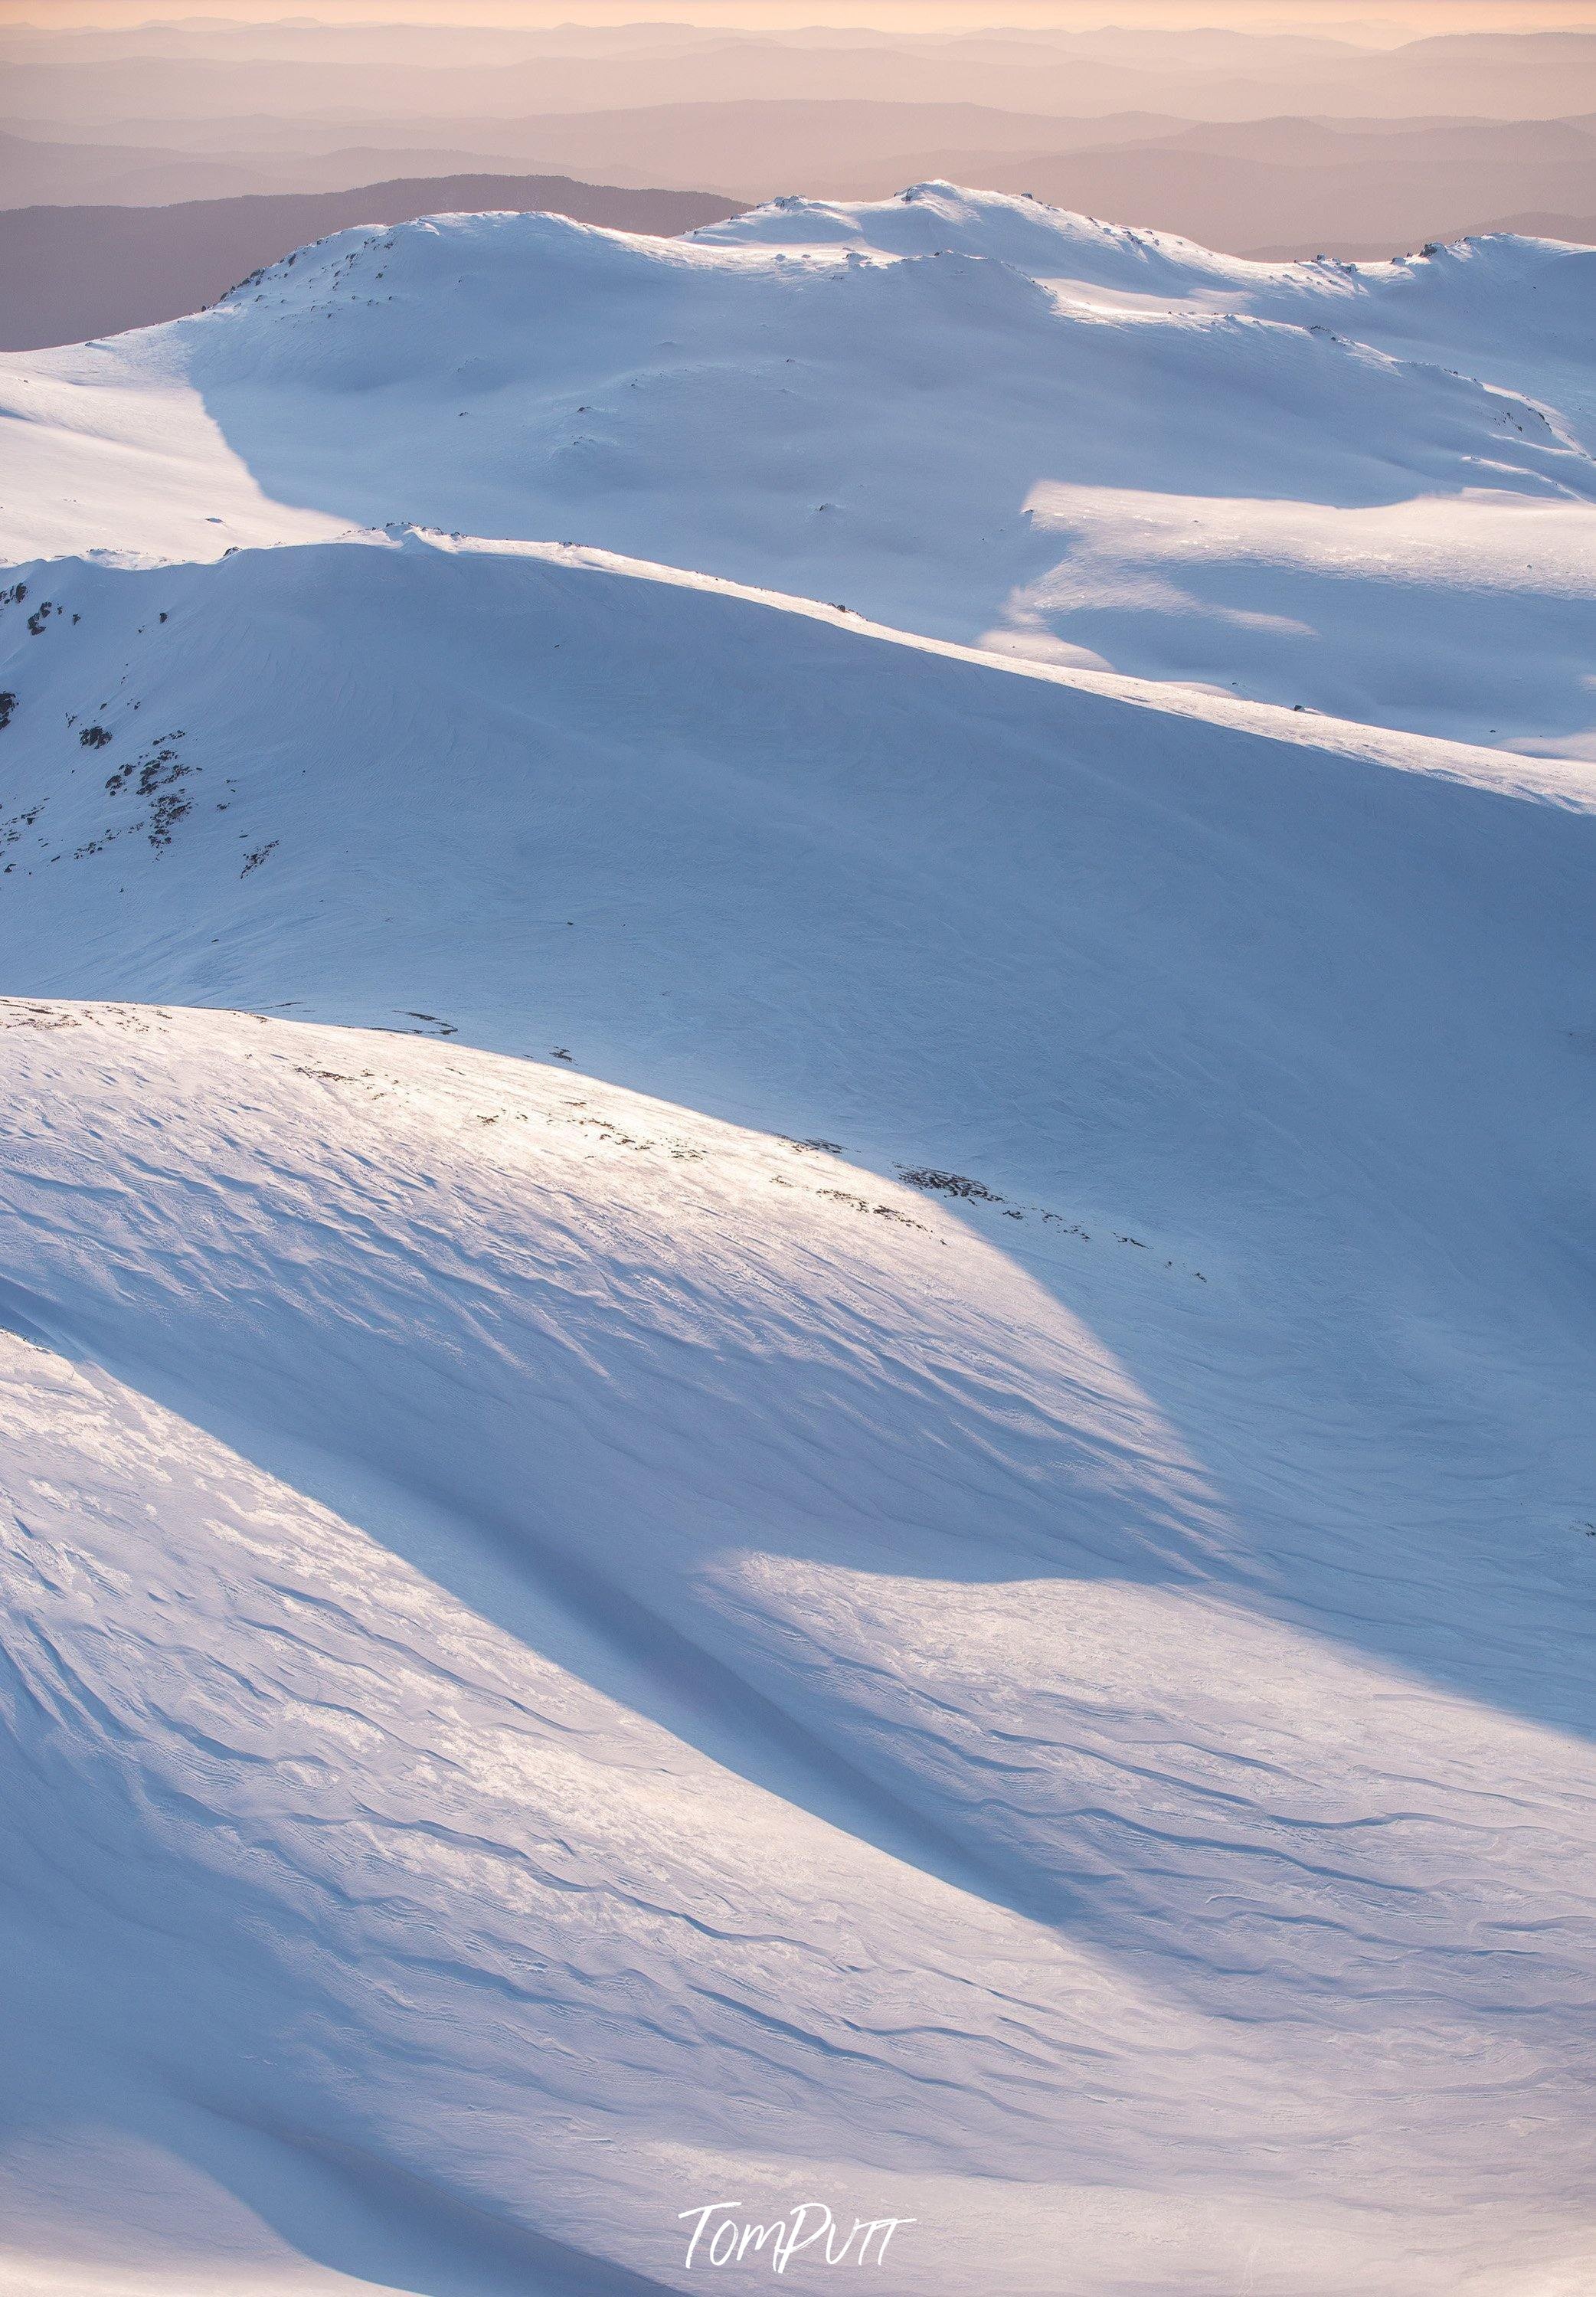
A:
0;185;1594;2295
3;991;1593;2293
2;188;1594;752
701;185;1596;438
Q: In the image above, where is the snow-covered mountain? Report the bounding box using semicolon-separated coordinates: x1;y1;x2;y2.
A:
1;188;1593;2297
2;185;1594;753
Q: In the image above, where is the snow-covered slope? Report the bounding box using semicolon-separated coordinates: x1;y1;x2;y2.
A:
701;182;1596;440
2;188;1594;753
2;186;1594;2295
3;994;1592;2297
2;533;1594;2291
3;532;1590;1232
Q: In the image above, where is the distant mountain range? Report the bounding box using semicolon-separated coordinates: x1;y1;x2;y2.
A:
7;21;1596;123
0;109;1179;208
1;99;1590;284
0;175;744;351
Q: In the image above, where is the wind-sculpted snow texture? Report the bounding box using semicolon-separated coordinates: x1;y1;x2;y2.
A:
0;188;1594;2297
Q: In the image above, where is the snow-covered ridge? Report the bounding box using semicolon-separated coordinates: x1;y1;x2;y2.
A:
694;178;1327;283
2;528;1592;1577
2;184;1593;753
2;185;1594;2296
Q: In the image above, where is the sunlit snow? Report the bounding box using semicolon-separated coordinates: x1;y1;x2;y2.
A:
0;186;1592;2297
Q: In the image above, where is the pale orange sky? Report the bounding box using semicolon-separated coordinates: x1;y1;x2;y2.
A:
4;0;1595;28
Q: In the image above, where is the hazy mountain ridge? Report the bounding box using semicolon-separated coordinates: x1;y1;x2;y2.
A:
3;99;1588;264
0;175;746;352
7;23;1596;123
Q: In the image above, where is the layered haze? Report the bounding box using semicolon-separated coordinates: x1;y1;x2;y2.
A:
3;11;1594;349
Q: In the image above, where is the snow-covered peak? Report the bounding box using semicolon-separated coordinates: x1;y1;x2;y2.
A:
697;185;1596;439
3;188;1593;755
693;179;1264;294
696;178;1596;315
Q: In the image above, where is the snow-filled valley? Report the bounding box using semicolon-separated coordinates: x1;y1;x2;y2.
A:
0;185;1594;2295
